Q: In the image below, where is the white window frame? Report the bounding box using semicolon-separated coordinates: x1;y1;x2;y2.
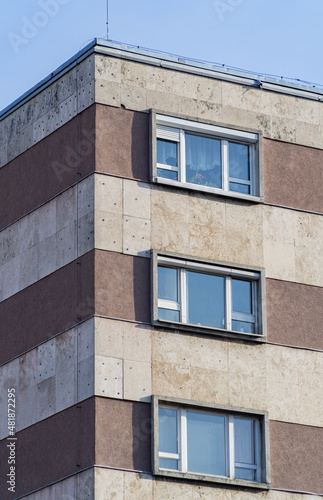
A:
156;254;263;337
153;396;270;488
154;114;261;201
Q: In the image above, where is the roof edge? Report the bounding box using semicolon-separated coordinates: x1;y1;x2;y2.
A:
2;38;323;121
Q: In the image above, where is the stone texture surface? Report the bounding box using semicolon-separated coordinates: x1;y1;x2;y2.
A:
0;56;95;168
0;176;94;301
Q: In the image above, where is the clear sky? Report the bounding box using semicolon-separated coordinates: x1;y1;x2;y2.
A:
1;0;323;112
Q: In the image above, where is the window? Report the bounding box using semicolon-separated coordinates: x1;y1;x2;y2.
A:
152;114;262;200
153;396;270;488
154;253;265;338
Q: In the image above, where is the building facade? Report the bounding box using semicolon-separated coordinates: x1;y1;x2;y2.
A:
0;40;322;499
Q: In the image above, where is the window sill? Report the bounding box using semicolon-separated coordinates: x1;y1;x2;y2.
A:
154;177;263;203
154;468;270;490
154;319;265;342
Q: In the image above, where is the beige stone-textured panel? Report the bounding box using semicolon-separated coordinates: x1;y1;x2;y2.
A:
95;210;123;252
295;212;323;287
123;216;151;257
146;66;174;93
0;176;94;300
95;467;124;500
222;105;272;137
124;472;153;499
94;317;152;403
152;185;322;285
124;359;151;401
0;319;95;439
121;83;147;110
95;78;121;107
95;55;122;83
151;186;264;267
222;82;272;115
263;205;323;286
123;180;151;219
95;355;123;399
295;121;320;147
1;56;95;168
95;175;122;214
147;90;199;118
271;115;296;143
152;329;323;427
94;470;321;500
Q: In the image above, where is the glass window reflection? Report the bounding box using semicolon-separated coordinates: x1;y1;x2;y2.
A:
187;271;225;329
157;139;178;167
187;411;226;476
186;134;221;188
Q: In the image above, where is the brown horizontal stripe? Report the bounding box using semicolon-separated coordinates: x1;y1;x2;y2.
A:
96;104;149;181
0;398;95;500
264;138;323;214
95;397;151;472
0;251;94;364
95;250;151;324
270;420;323;494
266;278;323;350
0;105;95;230
0;251;150;363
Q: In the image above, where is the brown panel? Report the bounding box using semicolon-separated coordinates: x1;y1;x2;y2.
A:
95;397;151;471
270;420;323;494
264;138;323;213
0;105;95;230
267;278;323;350
0;398;95;500
96;104;149;181
0;251;94;364
95;250;150;323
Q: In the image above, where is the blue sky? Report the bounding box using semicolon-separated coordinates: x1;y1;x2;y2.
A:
1;0;323;112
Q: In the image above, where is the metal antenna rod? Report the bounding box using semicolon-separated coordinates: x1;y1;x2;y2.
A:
107;0;109;40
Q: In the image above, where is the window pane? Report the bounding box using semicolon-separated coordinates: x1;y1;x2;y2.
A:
231;320;255;334
158;308;180;322
187;411;226;476
229;143;249;181
157;139;178;167
229;182;250;195
232;279;252;314
185;134;221;188
235;417;255;465
187;271;225;329
159;407;178;454
159;458;179;470
235;467;255;481
157;168;178;181
158;267;178;302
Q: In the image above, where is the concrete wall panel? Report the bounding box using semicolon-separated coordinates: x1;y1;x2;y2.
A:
152;330;323;427
94;469;321;499
0;251;94;364
0;56;95;168
0;319;94;439
151;185;323;287
21;469;94;499
0;176;94;300
0;399;95;500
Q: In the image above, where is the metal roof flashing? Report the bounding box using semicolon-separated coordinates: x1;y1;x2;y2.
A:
1;38;323;121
